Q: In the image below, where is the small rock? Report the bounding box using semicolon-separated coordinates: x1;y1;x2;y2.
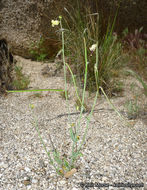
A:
102;176;108;182
23;179;31;186
0;162;8;168
109;186;114;190
59;180;66;185
25;167;31;172
27;185;32;190
32;179;38;184
3;163;8;168
39;159;46;168
50;172;56;177
19;184;23;188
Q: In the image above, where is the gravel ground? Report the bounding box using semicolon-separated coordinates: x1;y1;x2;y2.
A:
0;57;147;190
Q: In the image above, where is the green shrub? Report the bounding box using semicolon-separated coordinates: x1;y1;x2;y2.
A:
122;27;147;81
29;37;48;62
124;99;140;119
126;70;147;96
12;66;30;90
63;3;123;95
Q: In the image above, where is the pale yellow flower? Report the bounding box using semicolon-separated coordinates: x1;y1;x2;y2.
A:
89;44;97;52
70;123;75;127
51;20;60;27
29;104;34;109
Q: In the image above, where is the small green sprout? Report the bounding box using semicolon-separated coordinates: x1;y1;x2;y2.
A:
29;104;35;109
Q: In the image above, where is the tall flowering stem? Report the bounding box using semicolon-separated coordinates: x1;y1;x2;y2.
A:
59;16;68;102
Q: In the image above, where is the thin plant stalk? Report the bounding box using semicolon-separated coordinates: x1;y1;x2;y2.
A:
99;86;130;126
77;38;88;135
77;90;98;154
60;17;81;169
59;19;67;100
31;111;60;173
70;40;99;166
65;62;83;106
70;91;98;167
95;42;99;93
76;42;99;155
59;17;72;123
81;38;88;111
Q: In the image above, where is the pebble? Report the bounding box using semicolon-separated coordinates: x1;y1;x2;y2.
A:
27;185;32;190
1;163;8;168
25;167;31;172
32;179;38;184
102;176;108;182
58;180;66;185
23;180;31;186
50;172;56;177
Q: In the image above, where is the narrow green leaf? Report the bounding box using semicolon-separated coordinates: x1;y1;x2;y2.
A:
63;159;70;170
72;151;83;160
53;151;63;165
69;128;76;142
6;89;64;93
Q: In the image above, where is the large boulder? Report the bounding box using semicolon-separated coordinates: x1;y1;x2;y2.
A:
0;0;146;58
0;0;66;58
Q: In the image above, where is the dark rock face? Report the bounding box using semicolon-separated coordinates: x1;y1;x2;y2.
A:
95;0;147;33
0;39;14;94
